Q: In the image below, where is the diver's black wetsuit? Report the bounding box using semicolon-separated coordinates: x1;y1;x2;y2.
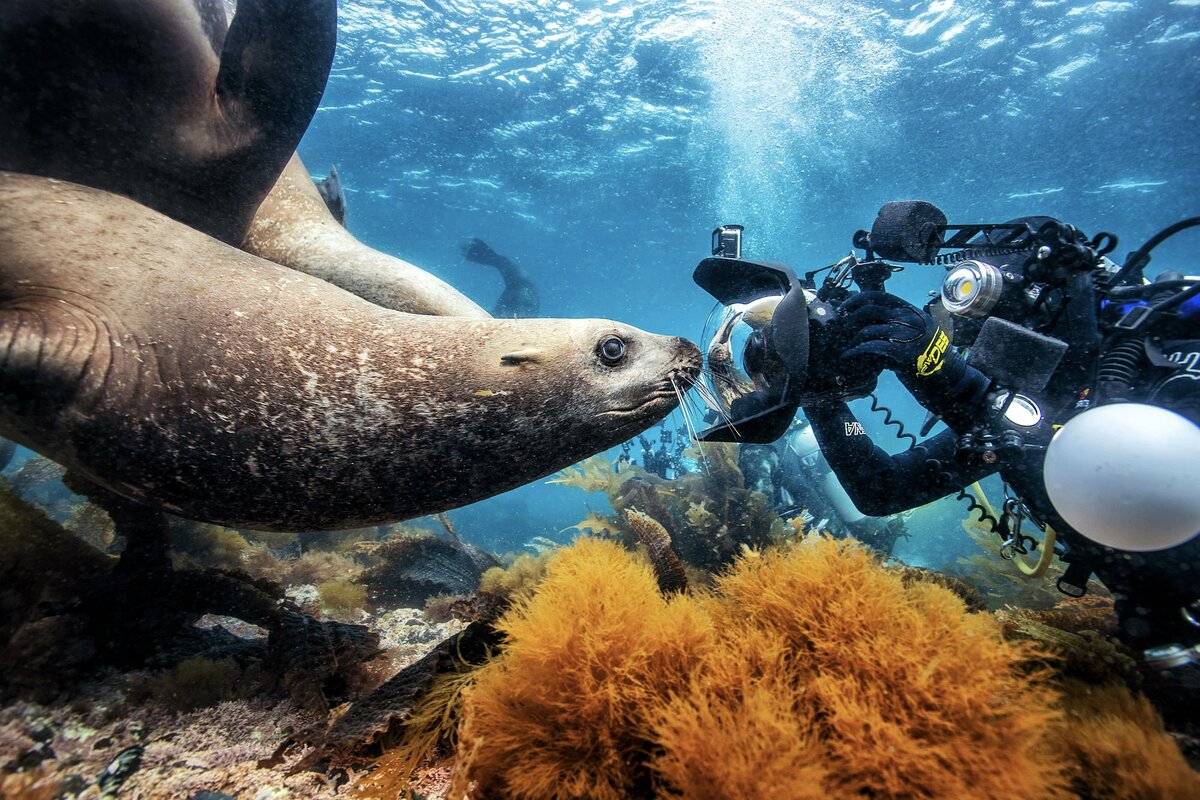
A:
805;336;1200;651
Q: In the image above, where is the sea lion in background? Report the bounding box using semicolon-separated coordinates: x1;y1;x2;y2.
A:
245;154;491;317
313;164;347;226
0;0;336;245
0;173;701;531
463;238;542;318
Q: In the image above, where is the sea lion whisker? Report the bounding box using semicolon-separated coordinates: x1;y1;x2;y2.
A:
670;378;692;438
682;387;713;428
686;377;735;432
672;383;712;475
671;377;709;474
701;366;738;387
691;379;723;414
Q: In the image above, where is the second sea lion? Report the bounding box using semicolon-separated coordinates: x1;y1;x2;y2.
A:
246;154;492;318
0;0;337;245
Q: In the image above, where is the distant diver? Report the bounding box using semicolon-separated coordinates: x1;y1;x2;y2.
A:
738;420;909;556
312;164;346;226
463;238;541;318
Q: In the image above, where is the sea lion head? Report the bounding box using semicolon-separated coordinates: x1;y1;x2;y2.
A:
487;318;701;444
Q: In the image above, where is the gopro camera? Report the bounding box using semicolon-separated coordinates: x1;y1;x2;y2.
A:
712;224;744;259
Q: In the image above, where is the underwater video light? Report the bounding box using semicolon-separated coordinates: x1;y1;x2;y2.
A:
941;259;1005;318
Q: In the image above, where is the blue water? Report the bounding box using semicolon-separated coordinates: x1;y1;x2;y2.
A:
293;0;1200;562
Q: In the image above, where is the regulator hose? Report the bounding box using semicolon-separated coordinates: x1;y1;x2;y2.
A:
1012;525;1057;578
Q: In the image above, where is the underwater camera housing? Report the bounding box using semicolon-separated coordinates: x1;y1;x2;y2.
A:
693;219;908;443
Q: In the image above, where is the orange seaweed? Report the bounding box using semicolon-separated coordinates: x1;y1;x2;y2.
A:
1054;679;1200;799
452;537;712;799
450;537;1076;799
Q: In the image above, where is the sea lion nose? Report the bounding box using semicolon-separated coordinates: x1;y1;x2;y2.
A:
674;336;701;361
671;337;702;379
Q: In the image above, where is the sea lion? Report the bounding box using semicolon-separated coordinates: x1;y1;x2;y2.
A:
0;0;337;245
0;172;701;531
463;238;542;318
245;155;491;318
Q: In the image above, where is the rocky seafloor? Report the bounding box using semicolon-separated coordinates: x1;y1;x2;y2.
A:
1;608;462;800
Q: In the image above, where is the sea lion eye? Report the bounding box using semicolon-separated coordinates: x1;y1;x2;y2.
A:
597;335;628;366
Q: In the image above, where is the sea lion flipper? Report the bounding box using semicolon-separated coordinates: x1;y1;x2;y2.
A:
313;164;346;226
214;0;337;183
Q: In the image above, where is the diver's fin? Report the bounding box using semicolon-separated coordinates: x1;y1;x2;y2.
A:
463;239;541;318
463;237;507;268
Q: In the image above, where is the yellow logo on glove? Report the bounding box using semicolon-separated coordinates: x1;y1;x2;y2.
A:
916;328;949;376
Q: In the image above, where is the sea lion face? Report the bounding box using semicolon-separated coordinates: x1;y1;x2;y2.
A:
477;319;701;446
566;322;701;434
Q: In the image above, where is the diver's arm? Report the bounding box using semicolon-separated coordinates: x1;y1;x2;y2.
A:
896;355;991;433
463;238;522;281
803;402;994;516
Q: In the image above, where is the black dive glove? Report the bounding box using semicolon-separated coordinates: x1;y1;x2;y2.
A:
834;291;989;428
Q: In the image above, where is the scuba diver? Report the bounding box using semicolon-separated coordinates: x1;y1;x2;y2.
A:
739;420;909;555
462;238;541;318
617;422;690;479
692;205;1200;672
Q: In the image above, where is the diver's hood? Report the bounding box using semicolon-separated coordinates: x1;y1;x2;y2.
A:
693;257;811;443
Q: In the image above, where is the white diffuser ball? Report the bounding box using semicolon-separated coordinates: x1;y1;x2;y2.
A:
1043;403;1200;552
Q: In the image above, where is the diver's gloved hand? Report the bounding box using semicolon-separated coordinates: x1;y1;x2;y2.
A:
835;291;989;427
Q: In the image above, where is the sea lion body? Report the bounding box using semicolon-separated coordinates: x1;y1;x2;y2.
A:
246;155;491;317
0;0;337;245
0;173;699;531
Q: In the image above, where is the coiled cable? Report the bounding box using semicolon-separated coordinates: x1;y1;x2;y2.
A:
867;393;917;450
957;482;1003;538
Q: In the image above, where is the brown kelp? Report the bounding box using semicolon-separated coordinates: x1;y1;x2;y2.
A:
553;444;789;572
